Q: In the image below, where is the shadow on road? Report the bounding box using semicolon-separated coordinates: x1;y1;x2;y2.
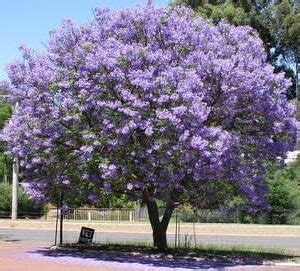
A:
2;239;22;243
0;235;22;243
29;246;295;270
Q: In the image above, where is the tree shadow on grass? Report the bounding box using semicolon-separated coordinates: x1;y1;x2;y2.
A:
30;244;298;270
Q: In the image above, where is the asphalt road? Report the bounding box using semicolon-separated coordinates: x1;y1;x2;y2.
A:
0;228;300;251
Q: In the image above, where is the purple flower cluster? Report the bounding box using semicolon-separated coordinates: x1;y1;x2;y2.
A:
1;6;296;209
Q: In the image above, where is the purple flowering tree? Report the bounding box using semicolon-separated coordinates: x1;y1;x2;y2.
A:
2;6;297;250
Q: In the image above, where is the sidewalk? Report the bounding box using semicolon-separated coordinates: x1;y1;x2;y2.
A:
0;242;116;271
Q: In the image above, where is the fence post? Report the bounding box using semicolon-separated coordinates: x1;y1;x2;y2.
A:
88;211;91;221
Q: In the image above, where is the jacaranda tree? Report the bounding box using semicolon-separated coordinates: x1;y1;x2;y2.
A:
1;6;297;250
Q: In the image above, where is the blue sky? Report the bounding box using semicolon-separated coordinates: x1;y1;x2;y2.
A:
0;0;170;81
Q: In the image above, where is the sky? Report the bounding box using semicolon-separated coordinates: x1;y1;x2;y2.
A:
0;0;170;81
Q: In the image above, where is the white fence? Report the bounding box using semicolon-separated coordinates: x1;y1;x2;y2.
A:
45;208;135;222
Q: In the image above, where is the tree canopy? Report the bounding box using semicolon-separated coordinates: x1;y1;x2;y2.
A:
175;0;300;99
1;5;297;249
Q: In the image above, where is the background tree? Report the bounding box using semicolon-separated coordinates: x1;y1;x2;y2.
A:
174;0;300;99
264;155;300;224
2;6;296;250
0;82;12;183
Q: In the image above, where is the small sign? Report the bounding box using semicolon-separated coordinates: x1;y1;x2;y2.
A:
78;227;95;244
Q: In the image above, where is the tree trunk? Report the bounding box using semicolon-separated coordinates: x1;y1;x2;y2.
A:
153;224;167;251
144;191;174;251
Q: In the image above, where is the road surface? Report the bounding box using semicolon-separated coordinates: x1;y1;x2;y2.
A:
1;228;300;251
1;228;300;270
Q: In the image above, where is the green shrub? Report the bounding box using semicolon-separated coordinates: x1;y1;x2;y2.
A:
266;155;300;224
0;183;46;218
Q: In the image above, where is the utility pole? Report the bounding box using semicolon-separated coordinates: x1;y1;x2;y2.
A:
11;157;19;220
59;192;64;246
3;161;7;183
